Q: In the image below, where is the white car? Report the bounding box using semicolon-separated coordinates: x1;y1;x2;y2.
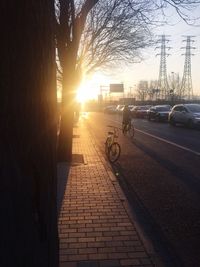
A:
116;104;125;114
169;103;200;128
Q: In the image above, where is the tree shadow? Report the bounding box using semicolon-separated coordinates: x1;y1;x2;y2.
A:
57;162;70;217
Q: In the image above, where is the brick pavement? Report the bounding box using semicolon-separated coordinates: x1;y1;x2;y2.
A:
58;118;159;267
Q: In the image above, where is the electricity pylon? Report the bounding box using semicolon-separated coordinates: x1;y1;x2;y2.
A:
156;35;171;99
180;36;195;100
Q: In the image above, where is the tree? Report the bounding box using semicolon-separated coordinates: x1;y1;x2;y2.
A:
0;1;58;266
148;80;159;100
78;1;153;74
168;72;181;100
137;80;149;101
56;0;200;161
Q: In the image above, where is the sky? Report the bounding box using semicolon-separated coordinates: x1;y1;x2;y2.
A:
122;18;200;96
76;4;200;102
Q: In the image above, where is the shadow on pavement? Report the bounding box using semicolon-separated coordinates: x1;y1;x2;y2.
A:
57;162;70;216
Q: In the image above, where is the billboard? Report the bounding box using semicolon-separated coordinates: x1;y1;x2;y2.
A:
109;83;124;93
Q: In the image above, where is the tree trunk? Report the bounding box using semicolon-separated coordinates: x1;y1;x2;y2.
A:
57;64;80;162
0;1;58;266
57;99;74;162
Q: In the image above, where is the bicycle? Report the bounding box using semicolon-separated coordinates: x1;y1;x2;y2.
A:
122;120;135;140
105;125;121;163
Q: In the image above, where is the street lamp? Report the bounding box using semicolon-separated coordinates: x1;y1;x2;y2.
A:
170;72;175;102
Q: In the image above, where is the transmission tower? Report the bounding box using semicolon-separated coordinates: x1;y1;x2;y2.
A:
156;35;171;99
180;36;195;100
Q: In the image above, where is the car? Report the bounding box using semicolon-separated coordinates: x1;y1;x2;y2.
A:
116;104;125;114
131;105;151;118
169;103;200;128
103;105;117;114
128;105;134;110
147;105;171;122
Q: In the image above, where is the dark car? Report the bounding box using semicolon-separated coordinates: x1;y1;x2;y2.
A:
131;105;151;118
148;105;171;122
103;105;117;114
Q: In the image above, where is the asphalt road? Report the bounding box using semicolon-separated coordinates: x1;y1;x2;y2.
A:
83;112;200;267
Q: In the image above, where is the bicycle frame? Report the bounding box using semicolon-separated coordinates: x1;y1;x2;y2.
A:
105;126;121;162
122;120;134;139
106;126;118;147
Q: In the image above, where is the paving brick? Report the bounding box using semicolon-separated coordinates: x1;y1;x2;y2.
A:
78;248;98;254
99;259;121;267
60;243;69;249
87;242;105;248
86;232;103;237
69;243;87;249
96;236;113;242
89;253;108;260
58;121;156;267
98;247;116;253
68;254;88;261
111;226;126;231
77;261;99;267
103;231;119;237
86;223;101;228
120;258;140;266
78;237;96;243
115;246;135;253
128;251;148;258
60;228;77;233
108;252;128;259
77;220;93;224
60;248;78;255
117;222;132;226
105;241;123;247
94;227;110;232
60;238;77;243
112;236;131;241
120;230;138;236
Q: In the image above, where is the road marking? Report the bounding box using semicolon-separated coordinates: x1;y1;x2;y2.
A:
136;129;200;156
107;118;200;156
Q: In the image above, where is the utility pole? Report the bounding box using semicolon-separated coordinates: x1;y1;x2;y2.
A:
180;36;195;100
129;87;133;97
156;35;171;100
100;85;109;105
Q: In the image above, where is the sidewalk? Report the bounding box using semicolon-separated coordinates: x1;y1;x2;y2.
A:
58;118;160;267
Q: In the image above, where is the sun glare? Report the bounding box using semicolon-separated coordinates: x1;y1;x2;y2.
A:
76;82;95;103
76;73;106;103
57;88;62;103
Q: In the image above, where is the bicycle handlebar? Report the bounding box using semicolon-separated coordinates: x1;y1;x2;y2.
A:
106;125;119;138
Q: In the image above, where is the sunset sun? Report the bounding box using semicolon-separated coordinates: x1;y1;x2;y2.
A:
76;73;107;103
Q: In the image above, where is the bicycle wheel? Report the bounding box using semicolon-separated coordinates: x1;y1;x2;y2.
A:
108;142;121;163
128;126;135;139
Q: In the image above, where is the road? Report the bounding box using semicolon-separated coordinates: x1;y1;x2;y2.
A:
83;112;200;267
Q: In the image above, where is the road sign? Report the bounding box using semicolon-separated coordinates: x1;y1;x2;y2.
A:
109;84;124;93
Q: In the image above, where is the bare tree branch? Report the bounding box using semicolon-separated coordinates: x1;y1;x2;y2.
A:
55;0;200;83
